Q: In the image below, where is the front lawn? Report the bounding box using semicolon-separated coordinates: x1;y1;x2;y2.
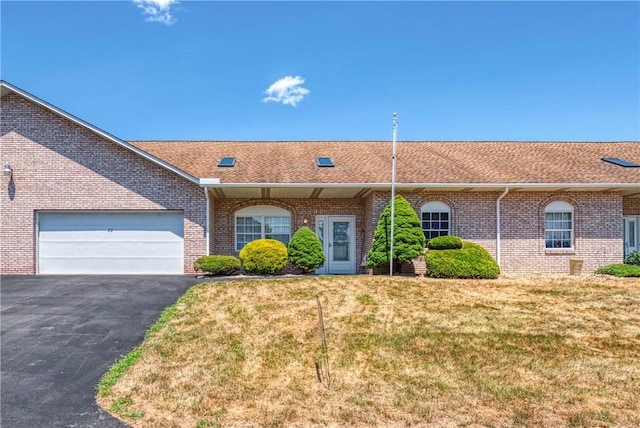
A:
97;276;640;427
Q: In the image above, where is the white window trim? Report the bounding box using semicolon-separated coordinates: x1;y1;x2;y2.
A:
235;205;291;251
544;201;574;250
421;201;451;240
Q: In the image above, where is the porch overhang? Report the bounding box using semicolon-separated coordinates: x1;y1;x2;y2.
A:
200;182;640;199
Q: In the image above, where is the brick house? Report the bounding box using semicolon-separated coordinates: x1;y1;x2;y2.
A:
2;81;639;275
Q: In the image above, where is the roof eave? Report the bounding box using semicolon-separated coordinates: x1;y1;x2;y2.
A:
206;182;640;189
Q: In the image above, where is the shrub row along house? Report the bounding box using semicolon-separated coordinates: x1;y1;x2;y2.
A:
2;80;639;276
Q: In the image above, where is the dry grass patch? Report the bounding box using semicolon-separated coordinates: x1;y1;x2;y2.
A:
97;276;640;427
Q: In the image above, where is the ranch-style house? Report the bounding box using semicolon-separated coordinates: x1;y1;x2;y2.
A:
2;80;639;276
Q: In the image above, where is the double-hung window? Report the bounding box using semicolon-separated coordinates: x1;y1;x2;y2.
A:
421;201;451;241
544;201;573;249
235;206;291;251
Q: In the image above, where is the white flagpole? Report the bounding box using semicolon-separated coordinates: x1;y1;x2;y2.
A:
389;113;398;276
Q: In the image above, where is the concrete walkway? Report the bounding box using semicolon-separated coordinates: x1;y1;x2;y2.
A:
1;275;202;427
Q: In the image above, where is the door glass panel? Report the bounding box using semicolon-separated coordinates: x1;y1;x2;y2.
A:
317;219;325;268
332;221;349;262
630;221;636;247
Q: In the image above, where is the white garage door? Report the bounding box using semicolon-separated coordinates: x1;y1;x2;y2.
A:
38;211;184;274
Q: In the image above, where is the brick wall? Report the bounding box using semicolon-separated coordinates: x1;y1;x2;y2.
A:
499;192;622;274
624;198;640;215
362;192;375;262
369;190;498;256
367;190;623;275
209;196;367;272
0;93;206;274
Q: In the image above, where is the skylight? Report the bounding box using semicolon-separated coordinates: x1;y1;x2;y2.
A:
316;157;335;167
601;157;640;168
218;157;236;167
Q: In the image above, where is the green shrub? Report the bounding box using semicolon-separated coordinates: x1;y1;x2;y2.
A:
427;235;463;250
426;241;500;279
288;226;326;273
193;255;241;276
366;195;426;271
239;239;288;274
596;263;640;277
624;250;640;266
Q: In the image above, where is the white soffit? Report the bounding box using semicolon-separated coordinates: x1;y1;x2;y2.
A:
316;187;363;198
222;188;262;198
269;188;314;199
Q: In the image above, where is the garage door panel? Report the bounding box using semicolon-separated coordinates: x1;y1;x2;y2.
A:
40;257;184;275
39;240;184;258
38;212;185;274
39;229;183;242
40;213;183;234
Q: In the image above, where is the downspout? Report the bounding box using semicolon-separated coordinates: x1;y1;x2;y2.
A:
496;187;510;268
204;186;210;256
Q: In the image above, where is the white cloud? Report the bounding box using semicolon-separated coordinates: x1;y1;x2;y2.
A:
263;76;310;107
133;0;178;25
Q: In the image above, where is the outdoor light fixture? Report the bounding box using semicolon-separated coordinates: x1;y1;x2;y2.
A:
2;163;12;178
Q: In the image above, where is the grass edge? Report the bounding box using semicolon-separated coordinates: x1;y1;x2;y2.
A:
95;282;207;398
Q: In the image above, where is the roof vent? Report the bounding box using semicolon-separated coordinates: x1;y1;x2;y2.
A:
218;157;236;167
316;157;335;167
601;157;640;168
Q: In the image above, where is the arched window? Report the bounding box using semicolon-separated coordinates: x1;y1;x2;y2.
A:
544;201;573;249
421;201;450;241
235;205;291;251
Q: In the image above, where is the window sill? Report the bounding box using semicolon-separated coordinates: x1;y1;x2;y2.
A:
545;248;576;255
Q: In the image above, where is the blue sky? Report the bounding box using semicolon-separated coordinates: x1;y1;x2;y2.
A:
1;1;639;141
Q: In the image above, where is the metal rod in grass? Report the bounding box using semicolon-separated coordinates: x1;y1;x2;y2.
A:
316;295;331;390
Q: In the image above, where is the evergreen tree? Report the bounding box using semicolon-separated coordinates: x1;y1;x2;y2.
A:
288;226;326;273
366;195;426;271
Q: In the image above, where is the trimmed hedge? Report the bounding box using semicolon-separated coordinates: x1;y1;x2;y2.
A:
193;255;241;276
427;235;463;250
288;226;325;273
426;241;500;279
596;263;640;277
239;239;288;274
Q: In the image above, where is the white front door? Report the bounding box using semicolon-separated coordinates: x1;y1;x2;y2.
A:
624;216;638;258
315;215;356;274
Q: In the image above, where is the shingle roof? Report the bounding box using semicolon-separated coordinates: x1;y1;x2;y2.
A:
130;141;640;185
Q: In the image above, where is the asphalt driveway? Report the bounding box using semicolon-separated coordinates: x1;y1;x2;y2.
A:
1;275;203;427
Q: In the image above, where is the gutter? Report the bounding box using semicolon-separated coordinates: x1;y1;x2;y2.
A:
496;187;510;268
203;186;211;256
200;182;638;189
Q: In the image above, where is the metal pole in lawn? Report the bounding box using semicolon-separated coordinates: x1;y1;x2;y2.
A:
389;113;398;276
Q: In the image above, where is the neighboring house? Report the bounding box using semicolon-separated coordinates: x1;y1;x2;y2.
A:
2;80;639;276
